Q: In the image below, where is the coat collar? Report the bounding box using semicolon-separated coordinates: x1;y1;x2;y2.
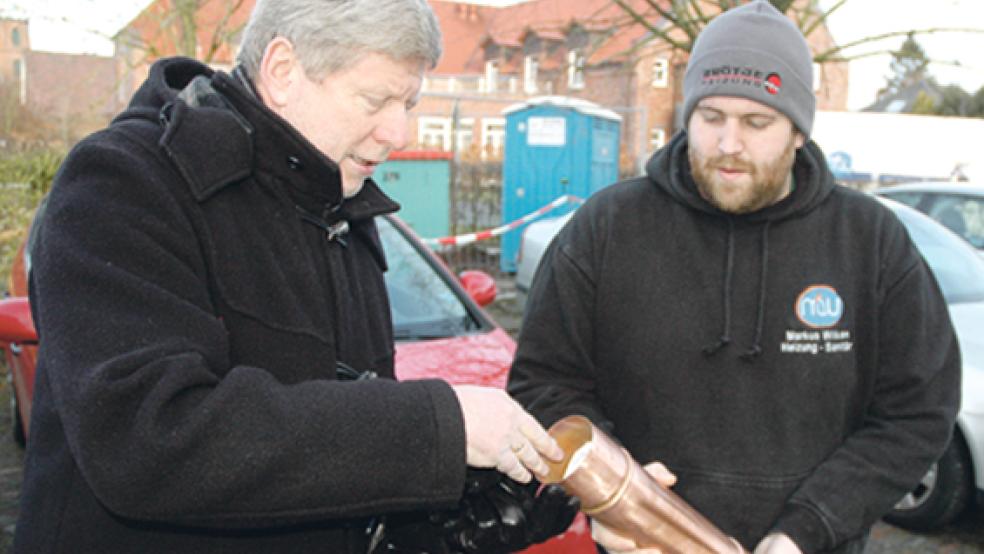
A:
155;58;398;222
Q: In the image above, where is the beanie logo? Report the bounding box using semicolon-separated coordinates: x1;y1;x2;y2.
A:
764;73;782;95
701;66;782;96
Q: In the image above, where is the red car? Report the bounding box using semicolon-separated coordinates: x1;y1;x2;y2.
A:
0;212;592;553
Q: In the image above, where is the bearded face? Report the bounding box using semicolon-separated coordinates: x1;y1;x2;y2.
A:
687;96;805;214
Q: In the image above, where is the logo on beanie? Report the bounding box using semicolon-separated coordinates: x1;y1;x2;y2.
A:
701;66;782;96
764;73;782;95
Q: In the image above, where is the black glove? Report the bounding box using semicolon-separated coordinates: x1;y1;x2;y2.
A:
379;468;580;554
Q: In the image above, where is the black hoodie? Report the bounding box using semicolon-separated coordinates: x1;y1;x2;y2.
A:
508;131;960;553
15;58;466;553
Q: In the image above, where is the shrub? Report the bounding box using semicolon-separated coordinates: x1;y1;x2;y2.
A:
0;148;66;290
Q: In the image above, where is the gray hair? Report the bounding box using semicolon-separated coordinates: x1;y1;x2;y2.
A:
237;0;442;80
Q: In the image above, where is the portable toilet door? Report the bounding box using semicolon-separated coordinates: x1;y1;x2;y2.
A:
500;96;621;272
374;150;452;240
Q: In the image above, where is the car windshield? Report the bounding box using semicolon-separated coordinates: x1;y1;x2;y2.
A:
377;217;481;340
893;205;984;304
879;189;984;250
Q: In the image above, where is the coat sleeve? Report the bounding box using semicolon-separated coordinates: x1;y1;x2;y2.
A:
773;226;961;552
508;206;614;433
29;131;466;528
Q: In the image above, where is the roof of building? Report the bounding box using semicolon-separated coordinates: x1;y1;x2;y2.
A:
431;0;662;74
502;94;622;121
863;80;943;113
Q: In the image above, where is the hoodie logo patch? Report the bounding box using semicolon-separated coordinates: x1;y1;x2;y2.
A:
795;285;843;328
781;285;852;356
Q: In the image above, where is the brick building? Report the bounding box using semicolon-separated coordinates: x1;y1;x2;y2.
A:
24;50;120;142
0;13;30;106
420;0;848;172
113;0;849;172
0;11;122;144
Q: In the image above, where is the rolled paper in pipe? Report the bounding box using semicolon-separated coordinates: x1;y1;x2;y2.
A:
541;415;748;554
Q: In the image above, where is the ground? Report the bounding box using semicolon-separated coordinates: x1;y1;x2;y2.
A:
0;374;24;553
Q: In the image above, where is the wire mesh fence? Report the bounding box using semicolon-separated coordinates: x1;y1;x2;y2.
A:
434;154;509;279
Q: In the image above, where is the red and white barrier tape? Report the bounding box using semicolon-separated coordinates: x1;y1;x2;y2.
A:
423;194;584;247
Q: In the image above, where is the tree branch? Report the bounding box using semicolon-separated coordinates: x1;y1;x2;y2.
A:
611;0;690;51
815;27;984;62
802;0;847;37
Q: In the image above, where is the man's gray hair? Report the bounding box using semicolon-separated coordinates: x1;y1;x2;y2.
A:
237;0;442;80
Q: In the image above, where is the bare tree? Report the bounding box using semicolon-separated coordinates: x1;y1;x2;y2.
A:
114;0;249;64
608;0;983;65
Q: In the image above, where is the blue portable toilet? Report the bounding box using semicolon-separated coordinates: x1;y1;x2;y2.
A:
500;96;621;272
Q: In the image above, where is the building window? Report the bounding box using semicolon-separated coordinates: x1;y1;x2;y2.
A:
455;118;474;152
418;116;451;150
650;127;666;152
481;117;506;157
11;28;20;47
813;63;822;92
568;50;585;89
652;58;669;88
484;60;499;93
13;58;25;104
524;56;538;94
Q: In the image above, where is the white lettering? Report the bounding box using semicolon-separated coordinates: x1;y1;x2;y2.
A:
780;342;819;355
825;341;853;353
801;296;843;318
785;330;820;341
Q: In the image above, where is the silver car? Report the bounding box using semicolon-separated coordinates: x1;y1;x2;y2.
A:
515;198;984;532
877;181;984;256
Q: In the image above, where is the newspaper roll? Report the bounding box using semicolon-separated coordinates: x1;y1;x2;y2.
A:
541;415;748;554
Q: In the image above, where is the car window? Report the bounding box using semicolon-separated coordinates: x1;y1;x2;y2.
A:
376;217;481;340
923;194;984;250
893;206;984;304
879;191;924;209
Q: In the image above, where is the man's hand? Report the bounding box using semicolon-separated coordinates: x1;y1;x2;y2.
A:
590;461;677;554
754;533;802;554
452;385;564;483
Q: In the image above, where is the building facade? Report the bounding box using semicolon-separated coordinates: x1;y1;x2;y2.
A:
112;0;849;172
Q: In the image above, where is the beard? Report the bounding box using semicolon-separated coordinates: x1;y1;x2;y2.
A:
689;134;799;214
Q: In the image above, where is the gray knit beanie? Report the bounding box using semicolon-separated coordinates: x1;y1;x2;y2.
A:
682;0;815;136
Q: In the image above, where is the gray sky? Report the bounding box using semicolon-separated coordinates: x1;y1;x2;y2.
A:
10;0;984;110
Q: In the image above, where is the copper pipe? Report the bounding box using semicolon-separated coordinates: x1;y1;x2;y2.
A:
542;415;748;554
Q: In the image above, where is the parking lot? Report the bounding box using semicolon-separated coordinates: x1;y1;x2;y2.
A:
0;281;980;553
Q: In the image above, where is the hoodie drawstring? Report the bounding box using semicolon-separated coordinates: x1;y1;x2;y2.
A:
702;219;771;361
702;219;735;357
740;221;771;362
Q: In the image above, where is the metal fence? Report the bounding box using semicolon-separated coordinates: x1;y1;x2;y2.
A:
433;155;508;278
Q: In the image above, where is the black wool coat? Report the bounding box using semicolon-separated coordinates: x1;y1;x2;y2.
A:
15;57;466;553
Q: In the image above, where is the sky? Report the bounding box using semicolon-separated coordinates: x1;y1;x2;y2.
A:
6;0;984;111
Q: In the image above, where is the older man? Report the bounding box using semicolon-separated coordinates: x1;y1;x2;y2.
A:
15;1;574;552
508;2;960;553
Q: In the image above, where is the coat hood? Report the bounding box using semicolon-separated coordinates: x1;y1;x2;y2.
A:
644;130;836;223
644;130;838;360
114;57;398;224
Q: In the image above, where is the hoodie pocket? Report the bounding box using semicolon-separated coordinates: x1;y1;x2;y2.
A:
672;468;809;550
